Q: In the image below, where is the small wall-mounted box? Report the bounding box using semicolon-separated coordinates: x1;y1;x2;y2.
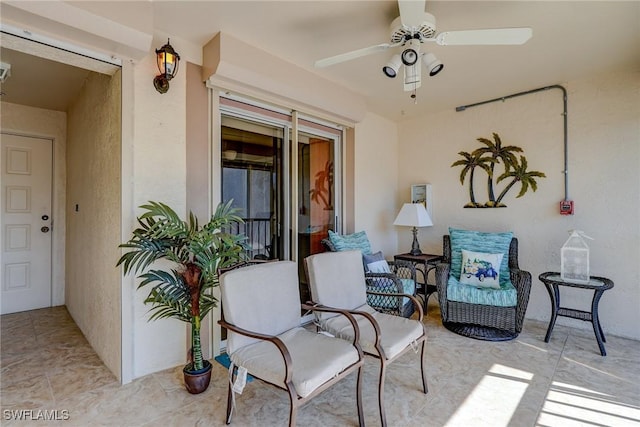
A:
559;200;574;215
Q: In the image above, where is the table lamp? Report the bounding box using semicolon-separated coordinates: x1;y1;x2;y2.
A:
393;203;433;256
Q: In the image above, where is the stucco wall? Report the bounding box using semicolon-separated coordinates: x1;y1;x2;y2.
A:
397;70;640;340
66;71;122;379
129;50;188;378
0;102;67;307
354;112;400;257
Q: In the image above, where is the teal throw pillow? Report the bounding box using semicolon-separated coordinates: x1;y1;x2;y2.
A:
328;230;372;255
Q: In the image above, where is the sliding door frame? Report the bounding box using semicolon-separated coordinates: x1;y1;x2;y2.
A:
210;92;344;354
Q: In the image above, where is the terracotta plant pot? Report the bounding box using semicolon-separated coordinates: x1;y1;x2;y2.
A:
183;360;212;394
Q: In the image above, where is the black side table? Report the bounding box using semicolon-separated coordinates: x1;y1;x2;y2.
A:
394;253;443;311
539;272;614;356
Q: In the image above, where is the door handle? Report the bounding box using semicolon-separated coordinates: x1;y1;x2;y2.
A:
41;226;50;233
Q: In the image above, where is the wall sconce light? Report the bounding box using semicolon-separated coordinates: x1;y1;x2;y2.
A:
154;39;180;94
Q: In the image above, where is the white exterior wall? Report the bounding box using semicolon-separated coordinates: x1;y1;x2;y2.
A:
128;49;188;378
397;70;640;340
354;112;400;257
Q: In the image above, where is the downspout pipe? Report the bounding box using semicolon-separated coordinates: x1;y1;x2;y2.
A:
455;85;569;200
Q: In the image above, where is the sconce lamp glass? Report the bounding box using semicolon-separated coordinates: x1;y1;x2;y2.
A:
154;39;181;94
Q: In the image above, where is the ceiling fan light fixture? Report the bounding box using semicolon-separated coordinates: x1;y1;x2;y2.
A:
423;52;444;76
401;39;421;66
382;54;402;78
401;48;418;66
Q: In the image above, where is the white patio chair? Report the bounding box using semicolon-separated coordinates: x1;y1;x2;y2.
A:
304;250;428;427
219;260;364;427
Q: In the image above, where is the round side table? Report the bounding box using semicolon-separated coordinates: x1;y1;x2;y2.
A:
539;272;614;356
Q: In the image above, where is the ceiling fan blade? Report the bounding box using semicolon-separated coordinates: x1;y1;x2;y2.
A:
398;0;427;28
314;43;396;68
435;28;532;46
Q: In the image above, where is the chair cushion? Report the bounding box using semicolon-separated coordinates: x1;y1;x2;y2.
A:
459;249;503;289
220;261;301;354
447;275;517;307
319;304;424;360
449;228;513;287
363;251;391;273
305;251;368;321
229;327;360;398
328;230;372;255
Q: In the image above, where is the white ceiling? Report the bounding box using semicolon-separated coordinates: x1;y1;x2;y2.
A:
2;1;639;121
0;47;91;111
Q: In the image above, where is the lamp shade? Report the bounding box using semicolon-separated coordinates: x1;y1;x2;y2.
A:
393;203;433;227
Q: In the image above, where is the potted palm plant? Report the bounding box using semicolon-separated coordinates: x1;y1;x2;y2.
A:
117;200;246;394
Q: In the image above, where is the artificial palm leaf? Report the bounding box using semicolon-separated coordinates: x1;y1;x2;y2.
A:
118;201;247;372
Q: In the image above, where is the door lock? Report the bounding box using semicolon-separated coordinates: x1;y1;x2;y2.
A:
41;226;50;233
42;215;49;221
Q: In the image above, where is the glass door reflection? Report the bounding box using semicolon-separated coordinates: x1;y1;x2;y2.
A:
221;116;284;261
297;130;336;302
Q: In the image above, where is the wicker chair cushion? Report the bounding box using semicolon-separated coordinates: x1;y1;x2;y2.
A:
447;275;517;307
328;230;372;255
449;228;513;287
229;327;360;398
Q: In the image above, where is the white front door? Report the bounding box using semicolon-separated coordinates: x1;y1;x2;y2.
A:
1;133;53;314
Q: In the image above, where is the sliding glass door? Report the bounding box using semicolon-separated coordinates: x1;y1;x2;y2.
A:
296;125;340;302
219;98;342;301
221;115;285;261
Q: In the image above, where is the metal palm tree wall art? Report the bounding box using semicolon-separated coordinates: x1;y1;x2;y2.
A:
452;132;546;208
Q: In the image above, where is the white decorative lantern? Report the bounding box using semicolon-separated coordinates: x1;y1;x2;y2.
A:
561;230;592;284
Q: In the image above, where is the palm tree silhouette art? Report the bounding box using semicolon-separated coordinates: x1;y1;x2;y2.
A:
451;151;494;208
452;133;545;208
474;133;522;207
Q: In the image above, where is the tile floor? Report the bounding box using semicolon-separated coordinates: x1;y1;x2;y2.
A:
1;305;639;426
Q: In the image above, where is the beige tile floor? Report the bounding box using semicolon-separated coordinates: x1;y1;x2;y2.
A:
1;304;639;427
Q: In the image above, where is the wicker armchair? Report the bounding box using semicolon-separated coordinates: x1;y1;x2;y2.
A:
435;235;532;341
321;238;418;318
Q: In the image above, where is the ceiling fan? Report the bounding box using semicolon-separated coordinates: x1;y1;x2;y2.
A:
315;0;532;99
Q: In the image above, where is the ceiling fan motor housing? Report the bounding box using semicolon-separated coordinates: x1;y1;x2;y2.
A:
389;13;437;44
